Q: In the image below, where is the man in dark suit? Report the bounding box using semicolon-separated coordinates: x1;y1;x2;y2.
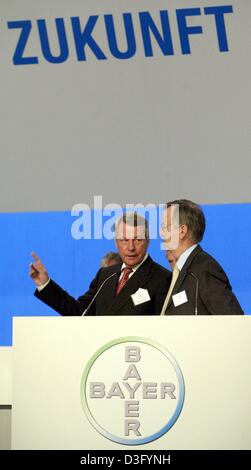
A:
160;199;244;315
30;213;171;316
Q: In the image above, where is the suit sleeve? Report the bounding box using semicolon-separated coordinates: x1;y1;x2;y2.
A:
198;265;244;315
34;271;101;316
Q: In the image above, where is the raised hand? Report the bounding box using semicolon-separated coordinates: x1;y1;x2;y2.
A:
29;252;49;287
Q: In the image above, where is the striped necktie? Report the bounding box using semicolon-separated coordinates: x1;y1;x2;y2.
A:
116;267;133;295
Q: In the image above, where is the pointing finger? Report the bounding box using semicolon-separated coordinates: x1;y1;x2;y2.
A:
31;251;40;262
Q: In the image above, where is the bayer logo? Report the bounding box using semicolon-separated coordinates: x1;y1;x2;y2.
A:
80;336;185;445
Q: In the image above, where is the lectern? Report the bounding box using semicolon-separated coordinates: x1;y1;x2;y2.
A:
11;316;251;449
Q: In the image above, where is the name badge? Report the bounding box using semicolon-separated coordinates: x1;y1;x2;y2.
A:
131;288;151;306
172;290;188;307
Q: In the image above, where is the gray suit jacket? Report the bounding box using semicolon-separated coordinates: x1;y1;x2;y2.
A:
165;246;243;315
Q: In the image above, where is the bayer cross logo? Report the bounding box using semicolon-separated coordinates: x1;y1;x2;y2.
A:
80;337;185;445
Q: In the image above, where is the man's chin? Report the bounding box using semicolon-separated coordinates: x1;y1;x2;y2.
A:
125;256;139;267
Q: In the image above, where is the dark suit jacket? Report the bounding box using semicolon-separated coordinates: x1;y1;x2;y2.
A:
165;245;243;315
35;256;172;316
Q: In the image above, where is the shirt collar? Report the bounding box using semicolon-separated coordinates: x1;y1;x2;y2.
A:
121;253;148;273
176;244;197;272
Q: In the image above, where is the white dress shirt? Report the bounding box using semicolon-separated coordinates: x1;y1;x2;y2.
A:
119;253;148;280
176;244;198;271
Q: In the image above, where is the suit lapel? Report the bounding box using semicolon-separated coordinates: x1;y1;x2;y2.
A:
166;245;202;308
109;256;153;313
100;266;121;309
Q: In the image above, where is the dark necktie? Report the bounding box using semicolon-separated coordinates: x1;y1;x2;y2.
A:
116;267;133;295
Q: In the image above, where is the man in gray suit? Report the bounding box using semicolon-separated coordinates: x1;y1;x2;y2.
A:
161;199;243;315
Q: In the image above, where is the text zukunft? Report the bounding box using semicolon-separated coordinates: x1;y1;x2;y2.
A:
89;346;176;437
7;6;233;65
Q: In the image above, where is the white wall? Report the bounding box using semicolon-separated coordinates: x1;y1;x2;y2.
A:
1;0;250;211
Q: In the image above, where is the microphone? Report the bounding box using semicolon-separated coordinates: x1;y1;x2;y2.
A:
81;271;119;316
187;271;199;316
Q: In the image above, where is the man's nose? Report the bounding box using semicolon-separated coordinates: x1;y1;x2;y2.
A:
127;239;135;251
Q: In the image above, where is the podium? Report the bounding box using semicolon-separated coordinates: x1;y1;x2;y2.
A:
11;316;251;450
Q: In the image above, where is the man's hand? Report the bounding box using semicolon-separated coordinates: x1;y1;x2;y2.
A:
29;252;49;287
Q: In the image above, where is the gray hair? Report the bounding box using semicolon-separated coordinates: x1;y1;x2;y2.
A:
115;212;149;239
166;199;206;243
100;251;122;268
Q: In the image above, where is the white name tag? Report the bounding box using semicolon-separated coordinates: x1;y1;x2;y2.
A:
172;290;188;307
131;288;151;306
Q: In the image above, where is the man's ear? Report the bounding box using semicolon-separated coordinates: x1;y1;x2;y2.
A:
179;224;188;240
